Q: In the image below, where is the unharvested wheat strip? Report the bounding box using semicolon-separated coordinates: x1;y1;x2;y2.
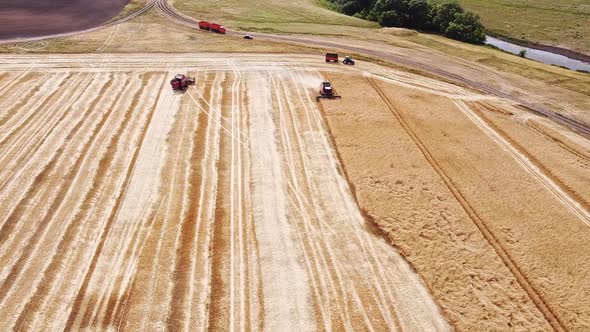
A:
171;75;209;331
161;70;212;330
228;70;248;330
207;72;237;331
130;71;198;332
234;70;248;331
66;73;173;330
246;71;316;331
57;72;159;330
11;73;133;331
238;76;263;331
230;71;237;331
310;72;448;330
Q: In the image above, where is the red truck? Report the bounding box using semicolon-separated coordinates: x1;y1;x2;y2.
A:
325;53;338;63
199;21;226;34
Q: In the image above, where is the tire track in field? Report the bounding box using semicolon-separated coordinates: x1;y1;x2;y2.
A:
116;71;211;331
271;72;350;330
177;71;223;331
166;71;223;330
454;100;590;227
367;76;566;331
63;72;168;331
470;102;590;212
529;123;590;163
208;71;261;331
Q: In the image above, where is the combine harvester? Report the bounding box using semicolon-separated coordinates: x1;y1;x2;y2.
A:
170;74;195;91
317;81;341;101
198;21;226;34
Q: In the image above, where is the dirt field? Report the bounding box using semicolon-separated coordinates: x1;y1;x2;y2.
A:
0;54;451;331
0;0;129;40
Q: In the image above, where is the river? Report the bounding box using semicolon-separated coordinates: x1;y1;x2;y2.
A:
485;36;590;72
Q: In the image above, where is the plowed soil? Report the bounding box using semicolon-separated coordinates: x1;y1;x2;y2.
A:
0;0;128;40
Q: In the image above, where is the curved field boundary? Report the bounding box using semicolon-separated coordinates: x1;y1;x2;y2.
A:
0;1;155;44
366;76;566;332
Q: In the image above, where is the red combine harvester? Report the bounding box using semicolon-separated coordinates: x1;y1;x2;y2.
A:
325;53;338;63
170;74;195;91
199;21;226;34
317;81;341;101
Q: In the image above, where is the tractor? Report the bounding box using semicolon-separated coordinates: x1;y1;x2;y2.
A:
343;56;355;65
317;81;341;101
170;74;195;91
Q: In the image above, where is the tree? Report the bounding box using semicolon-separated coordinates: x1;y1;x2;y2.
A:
518;49;527;58
379;10;406;27
341;1;362;15
444;11;485;44
406;0;431;29
432;1;463;32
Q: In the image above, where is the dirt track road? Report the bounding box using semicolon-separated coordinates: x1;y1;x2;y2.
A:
0;54;450;331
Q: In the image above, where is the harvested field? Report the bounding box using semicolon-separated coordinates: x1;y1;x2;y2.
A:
0;54;450;331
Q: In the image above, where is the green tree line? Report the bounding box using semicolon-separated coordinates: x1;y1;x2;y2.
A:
329;0;486;44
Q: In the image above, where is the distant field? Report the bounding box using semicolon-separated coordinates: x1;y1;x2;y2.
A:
174;0;378;33
457;0;590;54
